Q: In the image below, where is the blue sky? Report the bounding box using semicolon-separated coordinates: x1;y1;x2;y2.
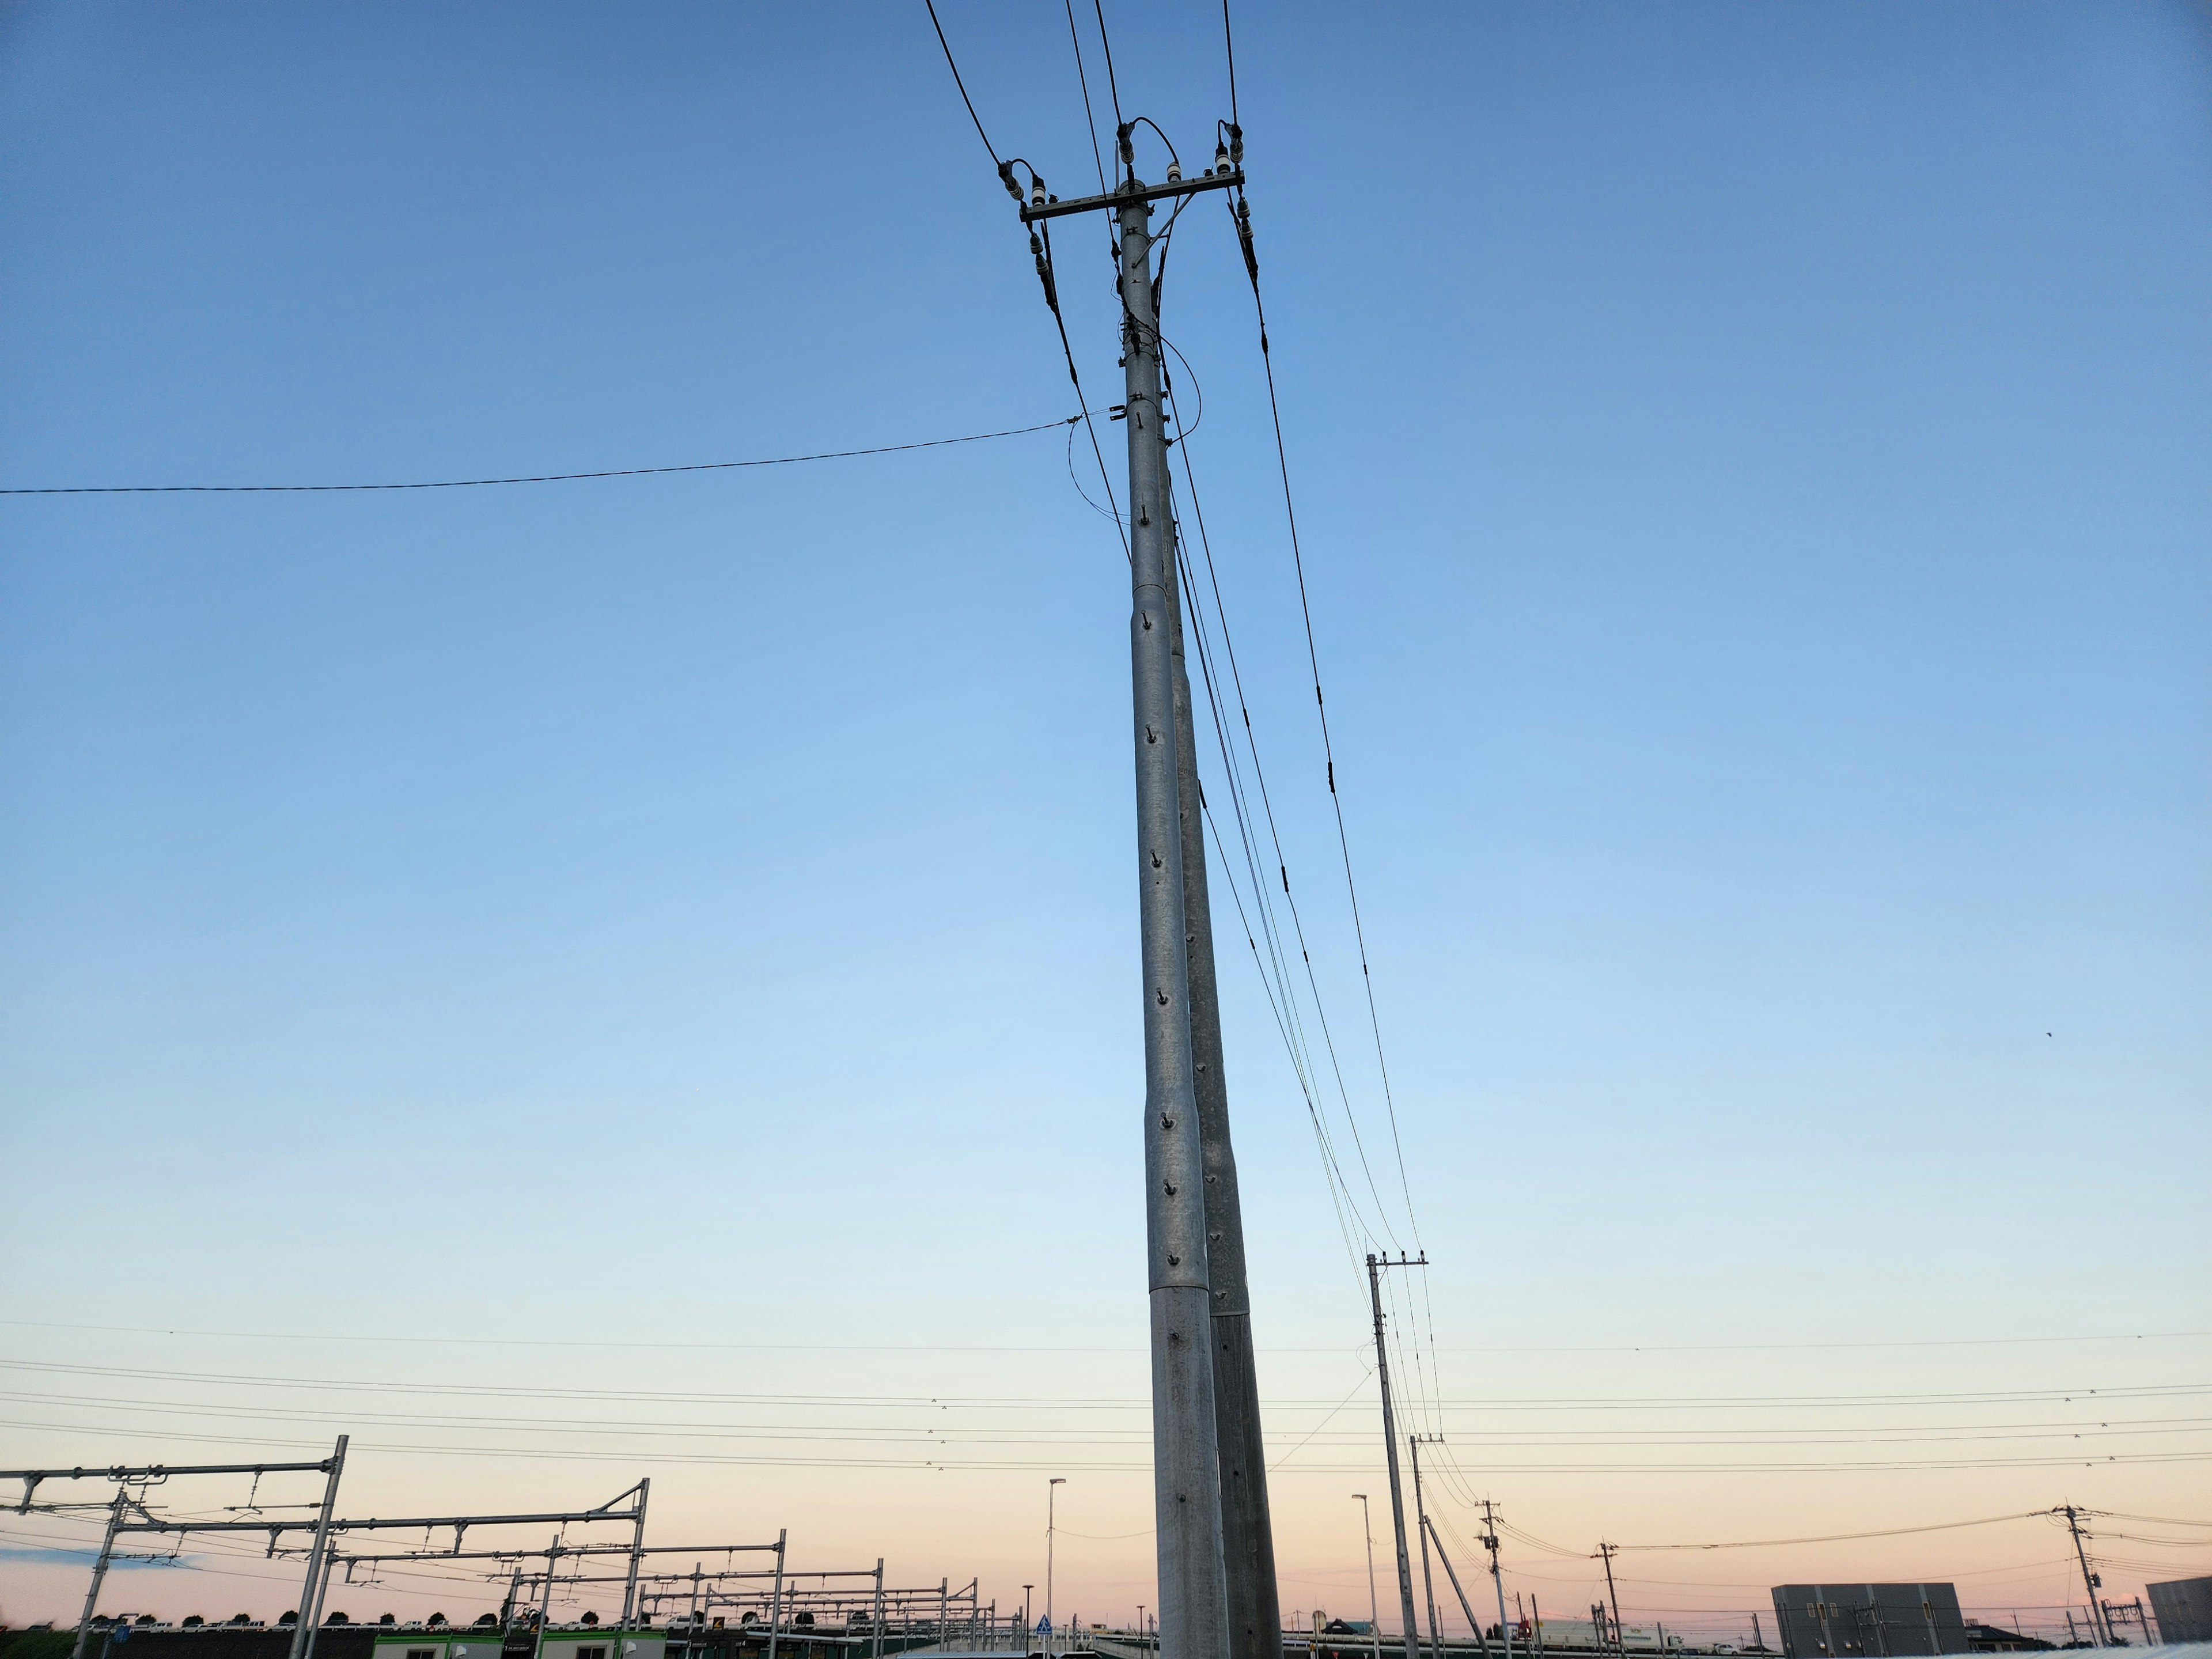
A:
1;0;2207;1638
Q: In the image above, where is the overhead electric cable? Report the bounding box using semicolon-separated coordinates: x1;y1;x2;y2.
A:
1613;1512;2058;1552
25;1387;2203;1452
1200;794;1363;1277
28;1355;2202;1410
1037;221;1127;559
1090;0;1126;145
1182;538;1373;1273
1267;1367;1377;1473
1161;386;1402;1252
1175;502;1359;1234
1063;418;1123;525
1063;0;1110;199
1228;184;1423;1252
12;1419;2205;1476
1166;327;1455;1461
1221;0;1240;129
1160;396;1404;1250
0;417;1081;496
921;0;1001;168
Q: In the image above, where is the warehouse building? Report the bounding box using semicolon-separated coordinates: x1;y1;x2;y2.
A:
1770;1585;1967;1657
2147;1577;2212;1646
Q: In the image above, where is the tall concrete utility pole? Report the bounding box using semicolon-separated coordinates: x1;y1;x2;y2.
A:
1366;1254;1423;1659
1167;469;1282;1659
1014;130;1252;1659
1120;177;1231;1659
1597;1546;1623;1658
1479;1502;1511;1659
2059;1508;2108;1647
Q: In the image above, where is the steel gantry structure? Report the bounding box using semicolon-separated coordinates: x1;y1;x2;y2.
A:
7;1442;995;1657
3;1444;668;1659
1;1446;349;1659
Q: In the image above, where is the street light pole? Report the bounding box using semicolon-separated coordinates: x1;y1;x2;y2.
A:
1048;1480;1067;1657
1353;1497;1381;1659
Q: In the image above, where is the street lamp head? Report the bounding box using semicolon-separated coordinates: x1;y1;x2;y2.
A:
1049;1478;1066;1486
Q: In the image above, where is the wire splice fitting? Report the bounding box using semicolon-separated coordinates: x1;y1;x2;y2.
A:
1029;231;1059;312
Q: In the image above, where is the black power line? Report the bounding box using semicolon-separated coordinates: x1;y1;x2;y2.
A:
922;0;1001;168
0;416;1081;497
1221;0;1240;130
1090;0;1126;143
1162;381;1402;1259
1064;0;1110;199
1037;222;1127;560
1228;180;1424;1254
